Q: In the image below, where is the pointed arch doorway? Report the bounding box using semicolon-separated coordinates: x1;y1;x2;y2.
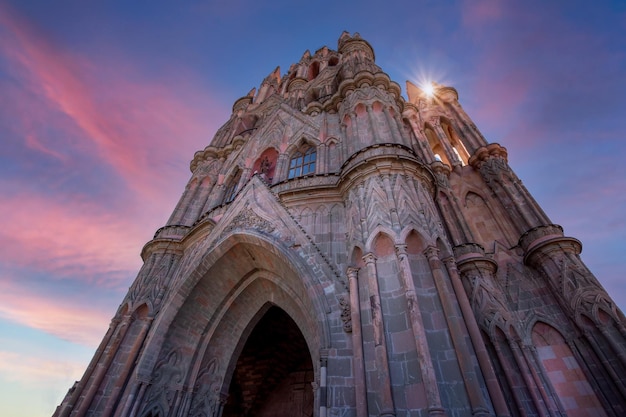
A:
222;305;314;417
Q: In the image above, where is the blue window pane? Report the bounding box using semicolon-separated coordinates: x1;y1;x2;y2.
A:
288;147;316;179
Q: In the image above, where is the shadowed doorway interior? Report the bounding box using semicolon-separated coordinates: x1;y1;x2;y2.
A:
222;306;314;417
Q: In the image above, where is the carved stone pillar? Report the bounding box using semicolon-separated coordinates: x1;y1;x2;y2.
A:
382;106;402;145
347;267;368;417
508;340;552;417
199;176;219;215
71;314;133;417
469;144;550;232
185;177;215;224
443;256;510;417
431;118;461;166
167;180;199;225
362;252;395;417
238;168;251;190
105;317;153;416
490;343;527;417
365;104;380;143
424;245;492;417
55;318;120;417
520;344;563;416
579;330;626;399
318;142;327;174
275;153;289;180
432;163;475;246
380;173;400;231
395;244;446;417
404;112;435;163
349;112;358;154
128;381;148;417
209;183;226;208
446;101;488;152
454;243;506;329
320;356;328;417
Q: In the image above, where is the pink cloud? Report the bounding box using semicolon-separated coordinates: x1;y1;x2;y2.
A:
461;0;504;28
0;349;86;387
0;278;113;347
0;191;145;285
0;3;226;201
24;133;68;162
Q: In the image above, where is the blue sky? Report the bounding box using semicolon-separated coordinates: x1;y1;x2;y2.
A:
1;1;625;416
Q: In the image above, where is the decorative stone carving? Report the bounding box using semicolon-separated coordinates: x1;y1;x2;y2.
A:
222;206;276;235
142;349;185;416
338;295;352;333
189;359;223;417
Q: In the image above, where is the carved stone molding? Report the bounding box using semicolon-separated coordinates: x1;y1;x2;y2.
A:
338;295;352;333
222;207;276;236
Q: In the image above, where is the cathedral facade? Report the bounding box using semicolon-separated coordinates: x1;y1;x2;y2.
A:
54;32;626;417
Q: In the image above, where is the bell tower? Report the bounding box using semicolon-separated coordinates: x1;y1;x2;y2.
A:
54;32;626;417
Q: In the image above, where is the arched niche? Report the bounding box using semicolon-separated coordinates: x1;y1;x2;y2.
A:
251;148;279;182
441;119;469;165
139;232;331;417
531;322;607;417
424;125;451;166
222;305;314;417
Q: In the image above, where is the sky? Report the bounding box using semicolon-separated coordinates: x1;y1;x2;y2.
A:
0;1;625;416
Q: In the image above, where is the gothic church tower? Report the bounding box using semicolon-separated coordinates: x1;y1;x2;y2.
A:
54;32;626;417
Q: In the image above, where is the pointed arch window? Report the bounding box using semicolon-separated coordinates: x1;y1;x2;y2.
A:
288;146;316;179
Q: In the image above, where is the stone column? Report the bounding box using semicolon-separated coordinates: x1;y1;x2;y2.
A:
432;164;475;246
347;267;368;417
320;356;328;417
380;173;400;231
55;318;119;417
424;246;492;417
349;112;358;154
198;177;218;217
431;119;461;166
128;381;148;417
520;344;563;416
394;245;446;417
455;243;517;417
363;252;396;417
412;123;436;163
238;168;251;190
184;177;215;224
469;144;550;232
576;331;626;398
275;153;289;180
106;317;152;417
71;315;133;417
318;142;327;174
598;326;626;369
443;255;510;417
208;183;226;208
176;389;194;417
382;106;401;145
507;340;552;417
446;101;487;152
167;180;199;225
490;342;527;417
365;104;380;143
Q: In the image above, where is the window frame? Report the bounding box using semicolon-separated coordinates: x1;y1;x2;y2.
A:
288;146;317;179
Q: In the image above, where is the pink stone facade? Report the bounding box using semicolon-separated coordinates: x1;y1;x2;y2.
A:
54;32;626;417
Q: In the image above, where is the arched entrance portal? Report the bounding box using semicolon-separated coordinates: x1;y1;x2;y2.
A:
222;306;314;417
